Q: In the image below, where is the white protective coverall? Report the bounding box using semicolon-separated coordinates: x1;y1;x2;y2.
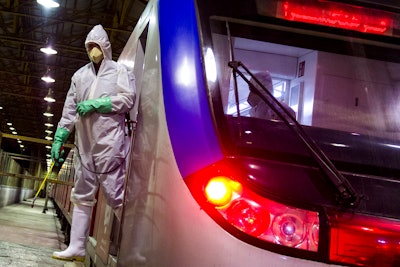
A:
52;24;135;262
59;25;135;209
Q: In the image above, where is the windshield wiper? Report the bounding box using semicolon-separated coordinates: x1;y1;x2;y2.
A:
228;60;360;206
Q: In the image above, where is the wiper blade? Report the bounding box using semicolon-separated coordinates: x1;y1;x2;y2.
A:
228;60;360;206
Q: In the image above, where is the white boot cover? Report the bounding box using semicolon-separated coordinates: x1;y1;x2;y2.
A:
132;246;147;265
52;204;91;262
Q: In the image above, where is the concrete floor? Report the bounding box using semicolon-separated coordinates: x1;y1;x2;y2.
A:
0;198;82;267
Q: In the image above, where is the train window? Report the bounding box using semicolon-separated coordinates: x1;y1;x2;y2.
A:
210;17;400;138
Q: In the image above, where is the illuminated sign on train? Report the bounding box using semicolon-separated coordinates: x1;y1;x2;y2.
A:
256;0;396;36
280;1;392;35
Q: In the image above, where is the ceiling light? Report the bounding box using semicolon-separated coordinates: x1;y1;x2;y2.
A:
37;0;60;8
45;129;53;134
41;75;55;83
43;106;54;117
44;118;54;128
41;68;55;83
12;131;17;135
45;136;53;140
44;88;56;102
40;46;57;55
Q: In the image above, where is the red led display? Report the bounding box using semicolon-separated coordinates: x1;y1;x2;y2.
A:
278;1;393;35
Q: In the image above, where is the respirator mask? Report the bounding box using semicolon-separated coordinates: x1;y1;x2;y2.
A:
89;47;104;64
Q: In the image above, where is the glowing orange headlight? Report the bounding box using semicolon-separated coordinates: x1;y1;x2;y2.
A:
204;176;242;207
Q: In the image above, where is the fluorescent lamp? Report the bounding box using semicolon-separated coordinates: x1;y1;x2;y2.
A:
43;106;54;117
37;0;60;8
44;88;56;102
40;47;58;55
41;75;55;83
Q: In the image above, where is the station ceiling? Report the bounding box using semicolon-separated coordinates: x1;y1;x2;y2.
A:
0;0;147;168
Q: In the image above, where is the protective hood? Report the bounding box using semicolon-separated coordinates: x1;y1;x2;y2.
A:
85;24;112;61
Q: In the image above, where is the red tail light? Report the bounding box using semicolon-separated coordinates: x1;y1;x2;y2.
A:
203;176;319;252
329;212;400;266
186;159;400;265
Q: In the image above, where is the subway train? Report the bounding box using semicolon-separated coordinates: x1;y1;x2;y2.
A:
52;0;400;266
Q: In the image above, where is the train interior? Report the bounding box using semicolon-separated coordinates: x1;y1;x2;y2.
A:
214;30;400;141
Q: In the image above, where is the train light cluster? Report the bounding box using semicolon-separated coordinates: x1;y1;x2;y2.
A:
203;175;319;252
188;160;400;266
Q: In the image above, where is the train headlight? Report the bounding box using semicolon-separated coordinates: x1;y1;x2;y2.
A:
205;176;242;207
272;213;306;247
226;199;270;237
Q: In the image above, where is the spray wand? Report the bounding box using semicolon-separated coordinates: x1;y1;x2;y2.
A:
31;161;55;208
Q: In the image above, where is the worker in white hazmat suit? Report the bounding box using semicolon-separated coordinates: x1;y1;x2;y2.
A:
247;71;295;120
51;24;135;262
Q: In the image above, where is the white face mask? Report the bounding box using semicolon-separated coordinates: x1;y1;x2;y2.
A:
89;47;104;64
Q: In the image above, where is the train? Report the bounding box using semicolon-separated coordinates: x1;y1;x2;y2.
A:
51;0;400;266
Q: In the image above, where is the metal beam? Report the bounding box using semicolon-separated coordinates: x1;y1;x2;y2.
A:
0;10;134;33
0;132;74;148
0;171;73;186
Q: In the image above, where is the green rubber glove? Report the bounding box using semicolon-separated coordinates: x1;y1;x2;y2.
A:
51;128;69;165
76;97;112;117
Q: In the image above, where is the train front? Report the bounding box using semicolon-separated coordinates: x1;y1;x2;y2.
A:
116;0;400;266
172;0;400;266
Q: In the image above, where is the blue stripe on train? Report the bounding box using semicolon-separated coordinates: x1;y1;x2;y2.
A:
158;0;223;178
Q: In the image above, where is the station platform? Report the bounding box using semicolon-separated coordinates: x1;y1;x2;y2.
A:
0;198;82;267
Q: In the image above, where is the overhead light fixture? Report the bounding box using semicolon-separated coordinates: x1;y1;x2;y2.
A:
43;106;54;117
44;88;56;102
40;36;58;54
45;135;53;141
45;129;53;134
41;74;55;83
37;0;60;8
40;46;57;55
41;68;55;83
44;119;54;127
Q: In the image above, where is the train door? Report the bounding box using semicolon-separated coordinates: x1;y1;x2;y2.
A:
117;6;158;265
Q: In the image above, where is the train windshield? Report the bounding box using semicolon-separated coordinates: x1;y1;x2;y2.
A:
202;0;400;172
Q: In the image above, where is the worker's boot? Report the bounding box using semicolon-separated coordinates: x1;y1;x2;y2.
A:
52;204;91;262
132;246;147;265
